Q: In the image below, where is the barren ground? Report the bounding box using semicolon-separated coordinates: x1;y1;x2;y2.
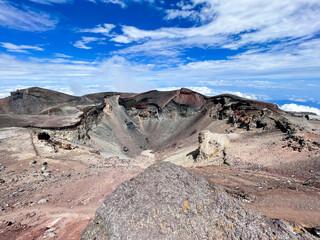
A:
0;88;319;239
0;125;319;239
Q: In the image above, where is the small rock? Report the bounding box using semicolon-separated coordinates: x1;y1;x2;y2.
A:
0;164;5;171
0;179;5;184
12;192;19;197
41;162;48;170
6;221;13;226
38;199;48;204
123;146;129;152
43;172;52;178
43;230;56;238
30;160;37;165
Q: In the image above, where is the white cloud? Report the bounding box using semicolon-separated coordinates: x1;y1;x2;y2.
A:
0;54;154;96
288;98;307;103
79;23;116;36
156;87;264;100
90;0;155;8
204;80;297;90
157;86;214;95
0;42;44;53
0;0;58;31
173;38;320;81
73;37;106;49
100;0;126;8
165;9;194;21
54;53;72;58
0;54;316;102
29;0;72;4
109;0;320;57
222;91;256;100
281;104;320;116
110;35;131;44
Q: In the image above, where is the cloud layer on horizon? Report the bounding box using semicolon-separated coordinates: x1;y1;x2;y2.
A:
281;104;320;116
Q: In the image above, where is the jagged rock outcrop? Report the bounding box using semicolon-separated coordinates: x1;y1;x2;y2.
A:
195;130;228;165
80;162;314;240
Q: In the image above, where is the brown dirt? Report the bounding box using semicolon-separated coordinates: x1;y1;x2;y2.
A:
191;165;320;228
0;128;142;240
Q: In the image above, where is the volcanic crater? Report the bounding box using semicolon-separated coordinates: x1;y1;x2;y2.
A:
0;87;319;239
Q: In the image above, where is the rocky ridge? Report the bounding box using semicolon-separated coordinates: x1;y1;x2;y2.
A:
1;87;317;158
81;162;315;240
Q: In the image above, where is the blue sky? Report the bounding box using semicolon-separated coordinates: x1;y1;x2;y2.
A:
0;0;320;113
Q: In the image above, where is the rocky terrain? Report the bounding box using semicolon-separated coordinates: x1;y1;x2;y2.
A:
81;162;315;240
0;87;319;239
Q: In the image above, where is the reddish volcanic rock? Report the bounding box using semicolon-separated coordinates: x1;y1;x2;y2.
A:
172;89;207;108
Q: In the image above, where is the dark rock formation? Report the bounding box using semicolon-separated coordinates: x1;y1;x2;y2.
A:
81;162;314;240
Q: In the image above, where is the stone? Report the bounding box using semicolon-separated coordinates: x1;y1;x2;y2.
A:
0;179;5;184
41;162;48;171
38;199;48;204
43;172;52;178
195;130;229;165
80;162;313;240
307;226;320;237
123;146;129;152
6;221;13;226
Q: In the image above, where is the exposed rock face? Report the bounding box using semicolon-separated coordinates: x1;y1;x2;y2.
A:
80;162;313;240
195;130;229;165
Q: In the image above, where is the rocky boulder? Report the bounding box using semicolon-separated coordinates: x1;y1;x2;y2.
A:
80;162;313;240
195;130;229;165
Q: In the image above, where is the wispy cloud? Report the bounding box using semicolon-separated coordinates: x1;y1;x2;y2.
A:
109;0;320;58
54;53;73;58
0;0;58;31
87;0;156;8
79;23;116;36
29;0;72;5
73;37;106;49
0;42;44;53
88;0;126;8
102;0;126;8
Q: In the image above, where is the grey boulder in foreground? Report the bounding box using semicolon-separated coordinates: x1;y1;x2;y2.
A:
81;162;314;240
